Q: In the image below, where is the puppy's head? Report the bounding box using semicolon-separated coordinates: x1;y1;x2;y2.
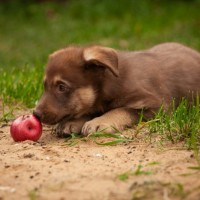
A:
33;45;118;125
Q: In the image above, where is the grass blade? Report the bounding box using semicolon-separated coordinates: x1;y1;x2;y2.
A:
188;166;200;170
95;139;133;146
89;132;125;139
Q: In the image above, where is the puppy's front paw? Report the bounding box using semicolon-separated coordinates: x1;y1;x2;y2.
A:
56;118;88;137
81;118;119;136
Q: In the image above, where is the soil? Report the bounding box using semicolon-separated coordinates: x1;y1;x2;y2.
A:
0;107;200;200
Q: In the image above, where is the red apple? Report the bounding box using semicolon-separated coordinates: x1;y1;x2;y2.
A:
10;114;42;142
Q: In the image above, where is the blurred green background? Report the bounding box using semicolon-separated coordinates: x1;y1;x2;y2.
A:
0;0;200;107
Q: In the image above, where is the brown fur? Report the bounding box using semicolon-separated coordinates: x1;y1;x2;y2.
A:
34;42;200;136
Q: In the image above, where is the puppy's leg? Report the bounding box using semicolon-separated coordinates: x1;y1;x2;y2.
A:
82;108;142;136
56;116;90;137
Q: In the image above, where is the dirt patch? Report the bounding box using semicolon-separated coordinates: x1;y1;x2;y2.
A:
0;111;200;200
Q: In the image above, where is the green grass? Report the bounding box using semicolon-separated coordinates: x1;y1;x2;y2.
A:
145;97;200;166
129;181;191;200
117;164;153;181
0;101;15;123
147;98;200;156
28;189;38;200
0;64;43;107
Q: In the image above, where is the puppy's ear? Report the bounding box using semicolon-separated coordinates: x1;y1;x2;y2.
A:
83;46;119;77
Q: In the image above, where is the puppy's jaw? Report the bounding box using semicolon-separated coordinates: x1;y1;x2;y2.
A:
71;86;97;118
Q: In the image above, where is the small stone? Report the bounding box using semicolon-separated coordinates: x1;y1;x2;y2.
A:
35;172;40;176
23;153;35;158
45;156;50;160
94;153;102;157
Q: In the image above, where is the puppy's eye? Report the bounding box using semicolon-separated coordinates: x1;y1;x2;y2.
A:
57;84;68;93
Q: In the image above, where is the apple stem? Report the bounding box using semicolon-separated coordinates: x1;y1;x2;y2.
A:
22;115;30;120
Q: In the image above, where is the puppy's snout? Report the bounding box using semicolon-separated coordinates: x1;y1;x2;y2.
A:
33;109;42;121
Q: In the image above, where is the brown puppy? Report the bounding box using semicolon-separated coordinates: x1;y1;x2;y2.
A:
33;43;200;136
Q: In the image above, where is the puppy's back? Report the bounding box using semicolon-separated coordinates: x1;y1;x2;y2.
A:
117;42;200;106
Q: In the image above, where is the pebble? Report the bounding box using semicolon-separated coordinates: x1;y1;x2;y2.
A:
0;186;16;193
45;156;50;160
94;153;103;157
23;153;35;158
30;175;34;179
35;172;40;176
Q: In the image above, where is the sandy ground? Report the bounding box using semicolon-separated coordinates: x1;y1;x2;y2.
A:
0;108;200;200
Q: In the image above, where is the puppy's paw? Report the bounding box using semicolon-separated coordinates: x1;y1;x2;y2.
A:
56;118;88;137
81;118;121;136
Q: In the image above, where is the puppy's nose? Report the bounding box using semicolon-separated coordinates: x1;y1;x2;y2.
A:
33;110;42;121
